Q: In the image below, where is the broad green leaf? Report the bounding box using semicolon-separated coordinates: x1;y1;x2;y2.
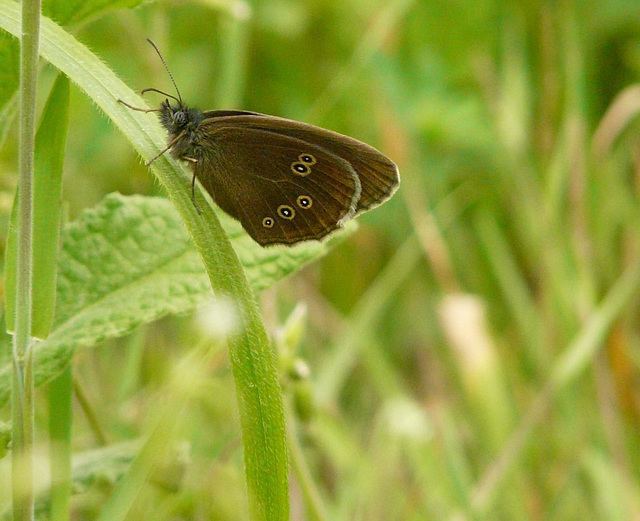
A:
6;74;69;338
0;192;349;409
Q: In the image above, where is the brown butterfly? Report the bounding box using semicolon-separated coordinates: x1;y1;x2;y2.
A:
120;40;399;246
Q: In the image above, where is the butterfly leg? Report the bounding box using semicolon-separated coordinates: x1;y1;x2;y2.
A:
117;99;160;113
184;157;202;214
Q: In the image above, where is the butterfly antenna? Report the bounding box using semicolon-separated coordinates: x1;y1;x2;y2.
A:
140;87;180;104
146;38;183;104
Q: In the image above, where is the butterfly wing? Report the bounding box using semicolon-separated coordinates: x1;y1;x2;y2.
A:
193;124;361;246
201;112;399;214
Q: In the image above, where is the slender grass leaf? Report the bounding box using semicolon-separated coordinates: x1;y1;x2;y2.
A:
0;29;18;126
6;73;69;338
48;365;72;521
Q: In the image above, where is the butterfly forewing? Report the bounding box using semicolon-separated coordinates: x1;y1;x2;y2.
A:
193;125;361;246
201;112;399;214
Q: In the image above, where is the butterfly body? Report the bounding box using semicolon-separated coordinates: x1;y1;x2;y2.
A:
156;99;399;246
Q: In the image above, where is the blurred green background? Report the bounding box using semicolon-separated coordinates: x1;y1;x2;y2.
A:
4;0;640;519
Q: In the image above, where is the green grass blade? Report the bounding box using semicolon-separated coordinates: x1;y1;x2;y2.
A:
5;73;69;339
550;259;640;388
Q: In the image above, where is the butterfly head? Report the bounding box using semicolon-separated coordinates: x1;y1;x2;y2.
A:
159;100;205;139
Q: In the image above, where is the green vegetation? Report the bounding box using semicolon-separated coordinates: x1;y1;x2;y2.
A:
2;0;640;520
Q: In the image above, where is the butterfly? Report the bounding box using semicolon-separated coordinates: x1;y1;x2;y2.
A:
119;40;399;247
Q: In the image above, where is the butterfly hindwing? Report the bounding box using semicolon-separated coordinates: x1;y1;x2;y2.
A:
193;125;361;246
